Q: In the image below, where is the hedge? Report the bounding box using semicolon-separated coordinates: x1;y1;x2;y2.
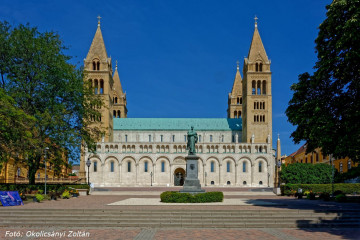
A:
0;184;89;193
160;191;223;203
281;183;360;196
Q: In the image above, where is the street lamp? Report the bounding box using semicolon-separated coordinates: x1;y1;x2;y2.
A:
150;172;153;186
86;158;91;185
330;154;334;197
44;147;49;195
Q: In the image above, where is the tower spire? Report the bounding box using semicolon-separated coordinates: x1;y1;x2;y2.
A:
247;16;268;63
97;15;101;27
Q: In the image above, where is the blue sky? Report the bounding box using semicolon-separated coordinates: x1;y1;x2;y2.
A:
1;0;331;156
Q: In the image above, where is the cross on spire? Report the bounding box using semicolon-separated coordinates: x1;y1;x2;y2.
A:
115;60;118;70
236;60;239;70
97;15;102;27
254;15;258;28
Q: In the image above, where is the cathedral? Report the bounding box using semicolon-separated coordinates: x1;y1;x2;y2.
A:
80;18;275;187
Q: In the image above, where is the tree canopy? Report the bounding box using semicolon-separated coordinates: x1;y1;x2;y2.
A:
286;0;360;161
0;21;103;183
280;163;333;184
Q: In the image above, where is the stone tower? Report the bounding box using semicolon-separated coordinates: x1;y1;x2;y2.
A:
227;61;243;118
112;61;127;118
242;18;272;144
84;17;114;142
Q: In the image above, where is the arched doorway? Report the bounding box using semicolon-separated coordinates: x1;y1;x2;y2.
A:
174;168;185;186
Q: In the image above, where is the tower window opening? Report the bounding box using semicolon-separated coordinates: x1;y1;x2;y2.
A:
255;63;258;72
93;62;96;70
259;162;262;172
254;102;257;109
254;115;256;122
115;97;118;104
240;97;242;104
234;111;237;118
252;81;256;95
97;61;100;70
94;80;98;94
227;161;230;172
100;80;104;94
113;110;116;118
257;81;261;95
259;63;263;72
262;81;267;95
237;97;240;104
161;161;165;172
117;110;121;118
127;161;131;172
210;135;213;142
93;161;97;172
242;162;246;172
238;111;241;117
263;115;265;122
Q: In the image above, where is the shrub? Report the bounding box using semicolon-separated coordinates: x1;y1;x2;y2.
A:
335;193;347;202
319;192;331;201
280;163;333;184
333;190;343;196
35;194;44;202
160;191;223;203
307;192;316;200
281;183;360;196
62;190;70;199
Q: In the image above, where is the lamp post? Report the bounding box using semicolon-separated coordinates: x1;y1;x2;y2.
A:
44;147;49;195
277;160;281;188
330;154;334;197
150;172;153;186
86;158;91;185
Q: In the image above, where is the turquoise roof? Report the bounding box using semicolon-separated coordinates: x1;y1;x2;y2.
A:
113;118;242;131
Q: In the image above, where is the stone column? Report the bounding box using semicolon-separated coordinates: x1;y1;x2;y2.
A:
119;163;122;185
218;163;222;186
235;163;238;185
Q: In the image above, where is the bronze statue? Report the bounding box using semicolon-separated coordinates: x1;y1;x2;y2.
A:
187;126;198;155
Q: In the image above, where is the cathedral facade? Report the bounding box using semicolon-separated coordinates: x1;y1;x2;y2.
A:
81;18;275;187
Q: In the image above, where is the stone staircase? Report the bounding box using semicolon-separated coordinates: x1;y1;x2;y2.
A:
0;209;359;228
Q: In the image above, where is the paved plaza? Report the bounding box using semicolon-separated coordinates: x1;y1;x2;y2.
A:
0;187;359;240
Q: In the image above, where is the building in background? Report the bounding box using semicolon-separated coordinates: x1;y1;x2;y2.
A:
284;144;357;174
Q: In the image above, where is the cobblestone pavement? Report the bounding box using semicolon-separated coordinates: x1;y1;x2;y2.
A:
0;227;359;240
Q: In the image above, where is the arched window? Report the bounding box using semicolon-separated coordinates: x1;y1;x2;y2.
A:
227;161;230;172
255;63;258;72
238;111;241;117
210;135;213;142
93;62;96;70
227;181;231;185
262;81;267;95
259;181;263;185
198;135;201;142
161;161;165;172
259;146;262;153
259;63;263;72
117;110;121;118
100;80;104;94
110;161;114;172
237;97;240;104
242;162;246;172
243;181;247;185
127;161;131;172
94;80;98;94
93;161;97;172
97;61;100;70
257;102;259;109
259;162;262;172
240;97;242;104
257;80;261;95
234;111;237;118
263;102;265;109
211;181;215;185
211;161;215;172
257;115;259;122
254;115;257;122
144;161;148;172
252;81;256;95
113;110;116;118
260;115;263;122
263;115;265;122
254;102;257;109
115;97;118;104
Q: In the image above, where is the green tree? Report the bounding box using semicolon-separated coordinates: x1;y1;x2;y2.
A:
0;21;103;184
280;163;333;184
286;0;360;161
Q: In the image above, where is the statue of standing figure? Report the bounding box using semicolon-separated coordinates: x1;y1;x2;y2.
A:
187;126;198;155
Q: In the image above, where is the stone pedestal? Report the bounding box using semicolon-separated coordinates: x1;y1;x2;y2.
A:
180;155;205;194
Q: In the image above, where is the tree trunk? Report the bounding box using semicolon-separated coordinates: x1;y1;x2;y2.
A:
28;156;40;185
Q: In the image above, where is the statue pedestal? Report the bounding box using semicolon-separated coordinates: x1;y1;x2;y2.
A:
180;155;205;194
